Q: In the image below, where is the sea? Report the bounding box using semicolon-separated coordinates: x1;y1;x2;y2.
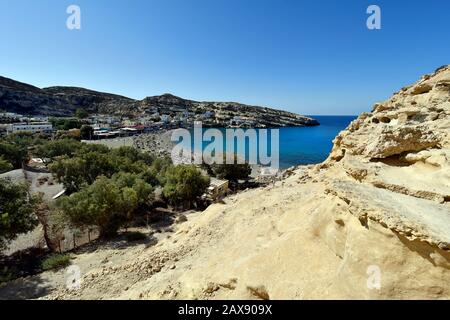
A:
276;115;357;168
182;116;357;169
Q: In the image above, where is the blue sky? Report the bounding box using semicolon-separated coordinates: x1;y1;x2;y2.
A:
0;0;449;115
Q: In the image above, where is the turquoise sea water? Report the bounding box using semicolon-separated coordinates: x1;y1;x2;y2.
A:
277;116;357;168
181;116;356;169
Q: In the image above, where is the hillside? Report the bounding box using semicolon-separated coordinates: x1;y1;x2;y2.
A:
1;66;449;300
0;77;318;127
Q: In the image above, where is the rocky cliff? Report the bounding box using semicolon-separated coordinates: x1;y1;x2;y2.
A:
0;76;318;127
2;67;449;300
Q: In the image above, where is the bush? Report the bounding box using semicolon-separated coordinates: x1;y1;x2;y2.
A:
80;125;94;140
0;142;28;169
125;231;147;242
0;156;12;173
49;144;155;193
210;153;252;182
163;164;210;209
75;108;89;119
111;172;154;208
35;139;81;164
57;176;141;238
41;254;71;271
0;179;39;250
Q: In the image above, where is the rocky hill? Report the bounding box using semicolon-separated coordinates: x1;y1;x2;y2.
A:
1;66;448;300
0;76;318;127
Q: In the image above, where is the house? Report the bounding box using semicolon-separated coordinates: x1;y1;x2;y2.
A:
161;114;172;123
119;127;139;136
202;111;214;119
7;122;53;135
206;178;229;201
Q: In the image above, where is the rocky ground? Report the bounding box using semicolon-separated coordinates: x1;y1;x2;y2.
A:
1;66;449;300
133;130;175;157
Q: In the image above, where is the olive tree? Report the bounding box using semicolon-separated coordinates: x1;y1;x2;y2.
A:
0;179;39;250
162;165;210;209
57;175;151;238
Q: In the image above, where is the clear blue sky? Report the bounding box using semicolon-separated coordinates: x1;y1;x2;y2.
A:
0;0;449;115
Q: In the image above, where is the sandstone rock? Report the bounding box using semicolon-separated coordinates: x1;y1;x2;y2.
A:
361;125;440;158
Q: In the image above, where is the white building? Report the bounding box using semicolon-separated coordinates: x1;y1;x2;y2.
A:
161;114;172;123
7;123;53;135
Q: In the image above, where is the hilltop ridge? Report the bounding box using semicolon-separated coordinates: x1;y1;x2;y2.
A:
0;76;318;127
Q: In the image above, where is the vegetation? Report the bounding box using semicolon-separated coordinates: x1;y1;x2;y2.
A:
49;145;160;193
0;127;211;256
80;125;94;140
49;117;82;131
75;108;89;119
0;156;13;173
41;254;71;271
111;172;154;208
209;154;252;182
35;139;82;164
0;179;39;250
0;141;28;169
57;176;140;238
163;164;210;209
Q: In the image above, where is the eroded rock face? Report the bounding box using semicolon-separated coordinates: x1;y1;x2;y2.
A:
328;65;450;162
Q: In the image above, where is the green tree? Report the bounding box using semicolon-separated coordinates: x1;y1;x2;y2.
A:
0;157;13;173
111;146;154;165
35;139;81;164
111;172;154;208
143;156;173;186
210;153;252;182
162;165;210;209
49;145;152;193
75;108;89;119
0;179;39;249
63;119;82;130
80;125;94;140
57;176;139;238
50;152;116;193
0;142;28;169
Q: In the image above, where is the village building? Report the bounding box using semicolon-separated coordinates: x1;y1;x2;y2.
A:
206;178;229;201
6;122;53;135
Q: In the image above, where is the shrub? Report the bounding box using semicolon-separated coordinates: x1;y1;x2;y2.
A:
0;142;28;169
163;164;210;209
49;144;156;193
35;139;81;164
210;153;252;182
80;125;94;140
57;176;140;238
0;179;39;250
41;254;71;271
111;172;154;208
75;108;89;119
0;156;13;173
